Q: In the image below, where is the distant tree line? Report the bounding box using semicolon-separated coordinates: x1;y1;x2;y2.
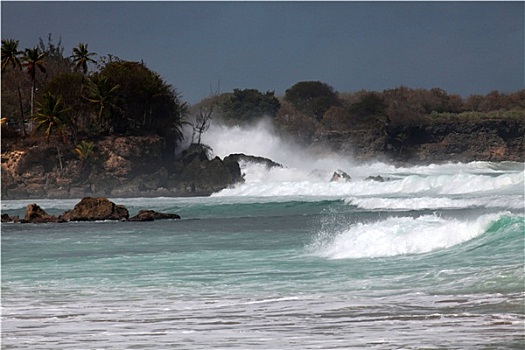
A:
3;34;524;153
192;80;524;144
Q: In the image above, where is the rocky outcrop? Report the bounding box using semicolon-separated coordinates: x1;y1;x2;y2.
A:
173;144;243;195
60;197;129;221
1;137;246;199
24;203;60;223
310;117;525;163
224;153;283;169
128;210;181;221
330;170;351;182
1;203;60;223
365;175;386;182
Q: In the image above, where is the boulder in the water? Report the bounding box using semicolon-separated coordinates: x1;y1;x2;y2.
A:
330;170;351;182
129;210;181;221
365;175;385;182
60;197;129;221
224;153;282;169
24;203;60;223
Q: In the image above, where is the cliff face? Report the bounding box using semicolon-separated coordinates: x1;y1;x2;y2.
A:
1;136;241;200
311;118;524;163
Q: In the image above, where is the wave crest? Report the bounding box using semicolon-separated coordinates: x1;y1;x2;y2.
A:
309;212;512;260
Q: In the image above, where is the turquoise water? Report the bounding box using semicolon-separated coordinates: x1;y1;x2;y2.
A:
2;158;524;349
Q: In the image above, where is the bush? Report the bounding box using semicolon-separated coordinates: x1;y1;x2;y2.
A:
284;81;340;120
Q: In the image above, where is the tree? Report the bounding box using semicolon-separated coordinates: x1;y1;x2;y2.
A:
1;39;27;136
382;86;425;125
348;92;386;118
1;39;21;71
74;140;95;169
97;60;188;152
220;88;281;123
71;43;96;75
32;92;69;142
191;103;213;145
71;43;96;94
85;75;120;134
32;92;70;171
43;72;90;140
22;47;46;117
284;81;340;120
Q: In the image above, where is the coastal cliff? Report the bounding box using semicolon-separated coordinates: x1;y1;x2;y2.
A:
2;115;523;200
310;117;524;163
1;136;242;200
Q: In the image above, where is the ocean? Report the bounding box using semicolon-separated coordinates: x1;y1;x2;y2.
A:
2;123;524;349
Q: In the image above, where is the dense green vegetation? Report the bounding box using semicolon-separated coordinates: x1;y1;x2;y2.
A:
2;36;187;155
2;35;524;156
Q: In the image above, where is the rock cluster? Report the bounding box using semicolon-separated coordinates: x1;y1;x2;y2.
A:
1;197;181;223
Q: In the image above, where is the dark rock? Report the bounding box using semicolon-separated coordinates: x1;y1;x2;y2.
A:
330;170;351;182
1;213;13;222
180;155;240;194
224;153;283;169
222;156;244;184
181;144;210;166
365;175;385;182
60;197;129;221
129;210;181;221
24;203;60;223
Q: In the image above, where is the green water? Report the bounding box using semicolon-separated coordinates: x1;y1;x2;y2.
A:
2;161;524;349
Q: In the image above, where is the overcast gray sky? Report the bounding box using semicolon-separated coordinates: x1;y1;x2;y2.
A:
2;1;523;104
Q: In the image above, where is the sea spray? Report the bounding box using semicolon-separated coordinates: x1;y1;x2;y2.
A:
201;119;356;174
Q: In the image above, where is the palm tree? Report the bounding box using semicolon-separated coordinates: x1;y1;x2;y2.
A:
32;92;70;171
1;39;27;135
71;43;96;94
85;75;119;132
32;92;69;143
71;43;96;75
22;47;46;118
74;140;95;169
1;39;21;71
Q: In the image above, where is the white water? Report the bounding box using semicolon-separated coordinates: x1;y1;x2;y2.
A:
204;120;524;202
311;212;511;259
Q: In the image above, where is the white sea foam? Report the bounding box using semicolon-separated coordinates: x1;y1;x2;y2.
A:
214;165;524;199
345;196;525;211
312;212;509;259
203;121;524;200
